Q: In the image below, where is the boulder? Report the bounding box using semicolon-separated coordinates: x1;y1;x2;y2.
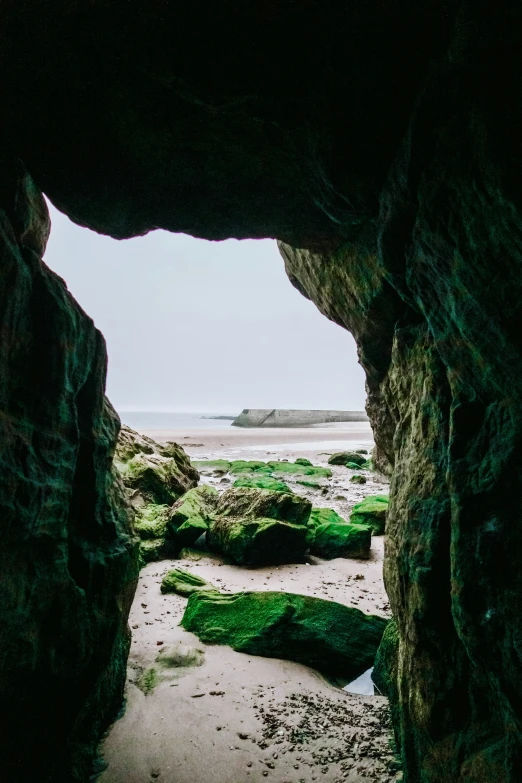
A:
350;474;367;484
208;487;311;566
327;451;367;467
168;485;219;547
161;568;217;597
115;425;199;505
134;504;173;564
307;508;372;559
233;476;291;493
216;486;311;525
295;457;313;466
350;495;389;535
182;590;388;679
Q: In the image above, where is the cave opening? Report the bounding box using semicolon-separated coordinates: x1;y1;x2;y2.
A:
41;204;393;782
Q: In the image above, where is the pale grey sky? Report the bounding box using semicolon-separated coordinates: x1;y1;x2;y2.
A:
43;203;366;413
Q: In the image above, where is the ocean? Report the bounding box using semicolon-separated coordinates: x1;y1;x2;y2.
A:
118;410;238;431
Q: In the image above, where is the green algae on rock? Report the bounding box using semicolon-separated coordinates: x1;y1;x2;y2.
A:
229;460;271;475
208;516;309;566
168;485;219;547
191;459;232;475
208;487;311;566
182;590;388;679
134;504;172;565
216;487;311;526
115;425;199;505
307;508;371;560
268;460;332;478
295;457;313;466
350;474;367;484
233;476;291;493
350;495;389;535
311;521;372;560
327;451;367;467
161;568;217;597
372;619;399;698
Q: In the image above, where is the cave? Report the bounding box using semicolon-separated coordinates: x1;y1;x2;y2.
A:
1;2;521;781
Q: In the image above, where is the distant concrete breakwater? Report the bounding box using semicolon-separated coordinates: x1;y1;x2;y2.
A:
232;409;369;428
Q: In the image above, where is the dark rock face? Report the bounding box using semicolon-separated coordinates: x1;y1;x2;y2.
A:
0;163;139;781
1;2;522;782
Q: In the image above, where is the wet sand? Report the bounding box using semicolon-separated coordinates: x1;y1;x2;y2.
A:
99;425;399;783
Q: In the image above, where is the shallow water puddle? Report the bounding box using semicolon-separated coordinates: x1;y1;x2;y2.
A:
343;667;375;696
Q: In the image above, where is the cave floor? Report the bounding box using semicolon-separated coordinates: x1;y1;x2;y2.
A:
99;437;400;783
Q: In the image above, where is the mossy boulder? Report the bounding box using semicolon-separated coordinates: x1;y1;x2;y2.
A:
350;494;389;535
160;568;217;597
350;474;367;484
115;425;199;505
208;487;311;565
191;459;231;475
327;451;367;467
216;486;311;525
182;590;388;679
168;485;219;546
134;504;176;564
372;618;399;697
312;522;372;560
295;457;313;466
296;477;328;489
307;507;371;559
233;476;291;493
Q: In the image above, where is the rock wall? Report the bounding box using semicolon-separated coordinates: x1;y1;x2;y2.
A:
0;160;139;781
281;5;522;779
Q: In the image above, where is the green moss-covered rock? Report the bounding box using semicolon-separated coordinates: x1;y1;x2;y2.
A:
308;507;347;530
296;478;326;489
208;517;309;566
372;619;399;698
307;507;371;559
134;504;176;565
216;487;311;525
208;487;311;565
229;460;272;475
295;457;313;466
115;425;199;505
350;495;389;535
182;590;388;679
268;460;332;478
327;451;367;467
134;504;170;540
347;461;363;469
233;476;291;493
191;459;231;475
160;568;217;597
356;449;368;455
168;485;219;547
350;474;367;484
312;522;372;560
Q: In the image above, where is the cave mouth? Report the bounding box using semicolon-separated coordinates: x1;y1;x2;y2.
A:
40;205;390;781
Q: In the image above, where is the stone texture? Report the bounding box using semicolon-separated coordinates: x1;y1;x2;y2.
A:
307;508;372;560
168;485;219;547
0;164;139;781
182;590;388;679
208;487;311;566
115;425;199;506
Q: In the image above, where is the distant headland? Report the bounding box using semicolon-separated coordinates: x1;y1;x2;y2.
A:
232;409;369;428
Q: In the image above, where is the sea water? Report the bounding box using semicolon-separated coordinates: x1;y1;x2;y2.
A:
118;410;237;431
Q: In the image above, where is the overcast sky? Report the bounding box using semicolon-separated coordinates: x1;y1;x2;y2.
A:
43;204;366;414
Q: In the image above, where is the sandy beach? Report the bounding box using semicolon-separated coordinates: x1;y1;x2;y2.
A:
99;423;399;783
